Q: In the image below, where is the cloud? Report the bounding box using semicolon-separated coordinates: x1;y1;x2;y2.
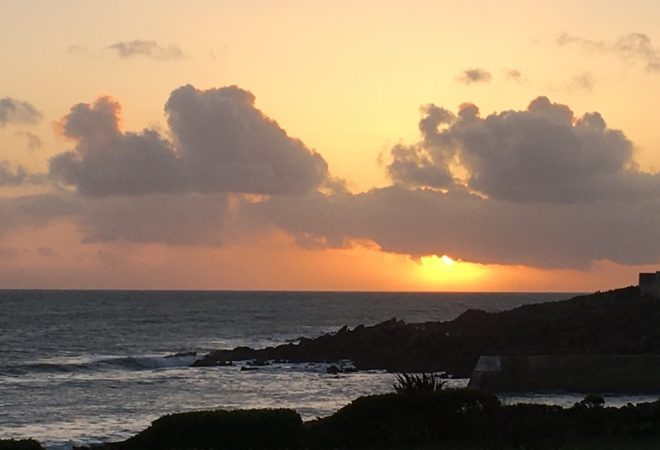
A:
388;143;454;189
0;160;45;186
558;32;660;72
0;247;19;259
107;40;184;60
456;68;492;84
66;44;90;56
504;69;529;87
8;90;660;270
0;97;41;127
0;191;237;247
387;104;456;189
49;86;329;197
165;85;329;195
0;193;78;238
257;185;660;269
253;96;660;269
561;71;595;93
37;246;56;257
96;249;124;267
50;97;183;197
385;96;659;203
505;69;523;81
15;131;43;150
78;193;232;245
0;161;28;186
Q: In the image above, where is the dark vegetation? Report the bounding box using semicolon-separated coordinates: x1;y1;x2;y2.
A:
0;440;44;450
393;372;446;394
70;388;660;450
195;286;660;376
113;408;303;450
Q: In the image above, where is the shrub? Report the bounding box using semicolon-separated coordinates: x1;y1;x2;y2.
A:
0;440;45;450
575;394;606;410
119;408;304;450
393;372;446;394
306;389;500;449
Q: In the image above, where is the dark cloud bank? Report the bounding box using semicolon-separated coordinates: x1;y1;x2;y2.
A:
3;86;660;269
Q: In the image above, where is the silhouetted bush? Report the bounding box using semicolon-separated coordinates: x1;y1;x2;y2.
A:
305;389;500;449
119;408;304;450
393;373;446;394
72;392;660;449
575;394;605;410
0;440;44;450
496;403;570;448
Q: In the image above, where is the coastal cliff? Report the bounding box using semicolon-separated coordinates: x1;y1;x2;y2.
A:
195;286;660;376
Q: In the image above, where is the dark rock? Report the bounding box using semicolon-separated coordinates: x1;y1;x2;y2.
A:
195;286;660;377
246;359;270;367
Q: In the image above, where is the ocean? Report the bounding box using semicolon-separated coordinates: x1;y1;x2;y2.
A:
2;290;655;449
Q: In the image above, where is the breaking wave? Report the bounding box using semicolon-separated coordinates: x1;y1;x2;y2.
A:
0;353;200;376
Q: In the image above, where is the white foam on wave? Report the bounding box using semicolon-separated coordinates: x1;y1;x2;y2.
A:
1;353;201;377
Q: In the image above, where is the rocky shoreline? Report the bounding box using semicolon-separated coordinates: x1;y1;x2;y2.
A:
195;286;660;377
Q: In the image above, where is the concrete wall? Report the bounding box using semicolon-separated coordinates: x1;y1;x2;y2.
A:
640;272;660;297
639;272;658;286
469;355;660;393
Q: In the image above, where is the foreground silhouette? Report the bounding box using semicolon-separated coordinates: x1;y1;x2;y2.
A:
9;388;648;450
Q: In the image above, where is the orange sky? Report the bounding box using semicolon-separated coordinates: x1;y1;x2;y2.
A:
1;1;659;291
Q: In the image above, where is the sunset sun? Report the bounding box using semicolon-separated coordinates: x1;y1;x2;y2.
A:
418;255;487;286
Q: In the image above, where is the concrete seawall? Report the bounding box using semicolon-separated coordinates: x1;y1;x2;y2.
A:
468;355;660;393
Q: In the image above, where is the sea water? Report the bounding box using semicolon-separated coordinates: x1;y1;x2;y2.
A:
2;290;653;449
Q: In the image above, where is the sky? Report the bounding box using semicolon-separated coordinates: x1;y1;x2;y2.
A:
1;0;659;291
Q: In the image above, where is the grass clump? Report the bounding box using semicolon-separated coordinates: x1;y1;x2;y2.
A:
393;372;446;394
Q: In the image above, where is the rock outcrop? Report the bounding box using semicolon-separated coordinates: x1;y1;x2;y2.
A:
195;286;660;376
